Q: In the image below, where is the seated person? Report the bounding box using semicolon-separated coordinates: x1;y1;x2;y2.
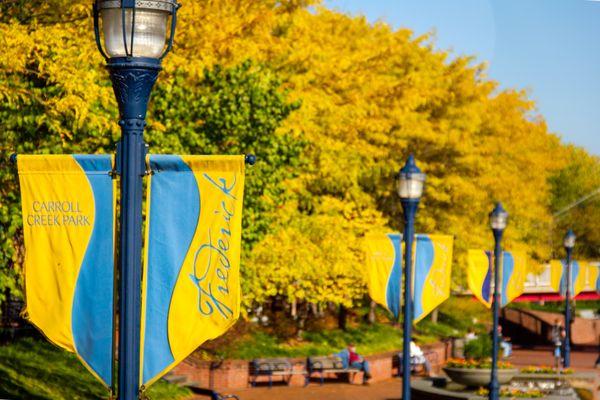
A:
498;325;512;358
335;343;372;384
465;328;477;342
490;325;512;358
410;340;433;376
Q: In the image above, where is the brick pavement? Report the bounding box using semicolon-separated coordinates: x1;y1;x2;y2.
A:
511;346;600;371
189;349;600;399
196;379;403;400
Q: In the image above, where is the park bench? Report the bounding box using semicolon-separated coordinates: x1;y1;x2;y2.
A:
306;355;362;386
395;350;439;376
250;357;306;388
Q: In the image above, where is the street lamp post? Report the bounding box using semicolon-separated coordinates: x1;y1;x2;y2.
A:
489;202;508;400
563;229;576;368
397;155;426;400
93;1;180;399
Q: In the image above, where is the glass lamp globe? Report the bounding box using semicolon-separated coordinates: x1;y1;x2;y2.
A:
489;202;508;231
396;155;426;200
98;0;177;58
563;230;576;249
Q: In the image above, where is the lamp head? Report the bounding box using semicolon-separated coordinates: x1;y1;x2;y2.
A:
563;229;576;249
93;0;180;60
396;154;426;200
489;202;508;231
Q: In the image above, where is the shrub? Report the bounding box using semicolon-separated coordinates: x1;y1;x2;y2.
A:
464;334;492;360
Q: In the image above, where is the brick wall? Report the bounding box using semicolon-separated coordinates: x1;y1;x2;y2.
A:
171;341;452;391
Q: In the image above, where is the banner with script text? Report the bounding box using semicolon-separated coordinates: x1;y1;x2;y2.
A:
17;155;115;388
467;250;493;308
500;251;527;307
468;250;527;308
141;155;245;387
550;259;587;297
365;233;402;319
413;235;453;323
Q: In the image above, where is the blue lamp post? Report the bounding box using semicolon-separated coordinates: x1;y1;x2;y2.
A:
93;1;180;399
397;155;426;400
489;202;508;400
563;229;576;368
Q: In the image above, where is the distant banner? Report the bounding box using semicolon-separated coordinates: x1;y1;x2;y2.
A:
550;259;585;297
141;155;245;387
467;250;526;308
501;251;527;307
467;250;492;308
365;233;402;319
413;235;453;323
575;261;589;295
17;155;115;388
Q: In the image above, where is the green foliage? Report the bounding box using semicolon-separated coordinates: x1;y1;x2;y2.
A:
149;60;305;249
509;300;600;315
202;322;402;360
0;337;191;400
463;334;492;361
437;296;491;333
549;146;600;259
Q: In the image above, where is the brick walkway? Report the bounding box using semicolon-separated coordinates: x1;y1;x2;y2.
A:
201;379;403;400
190;349;600;400
511;346;600;371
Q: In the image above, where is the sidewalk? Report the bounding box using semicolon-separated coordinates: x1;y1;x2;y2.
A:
208;380;402;400
511;346;600;371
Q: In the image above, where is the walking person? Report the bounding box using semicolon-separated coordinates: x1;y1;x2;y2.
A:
551;319;565;370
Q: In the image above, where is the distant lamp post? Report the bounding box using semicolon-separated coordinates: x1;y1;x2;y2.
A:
563;229;576;368
93;1;180;399
397;154;426;400
489;202;508;400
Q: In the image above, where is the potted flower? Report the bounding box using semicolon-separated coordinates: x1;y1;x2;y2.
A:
442;335;519;387
520;366;573;375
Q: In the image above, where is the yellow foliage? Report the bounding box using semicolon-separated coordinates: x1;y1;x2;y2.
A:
0;0;580;305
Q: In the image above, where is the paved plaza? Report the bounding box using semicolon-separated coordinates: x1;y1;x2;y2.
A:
192;348;600;400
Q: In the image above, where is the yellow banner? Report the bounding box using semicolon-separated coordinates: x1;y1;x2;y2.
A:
467;250;492;309
551;259;586;297
501;251;527;307
468;250;527;308
365;233;402;318
17;155;115;387
413;235;453;323
141;155;245;387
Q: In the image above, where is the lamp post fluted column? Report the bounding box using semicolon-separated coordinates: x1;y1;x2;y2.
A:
563;229;576;368
488;203;508;400
396;155;426;400
110;58;161;400
401;200;417;400
490;229;503;400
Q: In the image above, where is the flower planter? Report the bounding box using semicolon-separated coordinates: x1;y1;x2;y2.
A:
442;367;519;387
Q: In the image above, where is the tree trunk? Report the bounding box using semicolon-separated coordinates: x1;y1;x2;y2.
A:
338;305;347;331
431;308;439;324
368;300;376;324
291;299;297;319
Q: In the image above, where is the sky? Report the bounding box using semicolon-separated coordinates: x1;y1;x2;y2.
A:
324;0;600;156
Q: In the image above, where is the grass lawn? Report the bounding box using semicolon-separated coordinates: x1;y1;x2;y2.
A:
0;337;191;400
196;297;491;360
